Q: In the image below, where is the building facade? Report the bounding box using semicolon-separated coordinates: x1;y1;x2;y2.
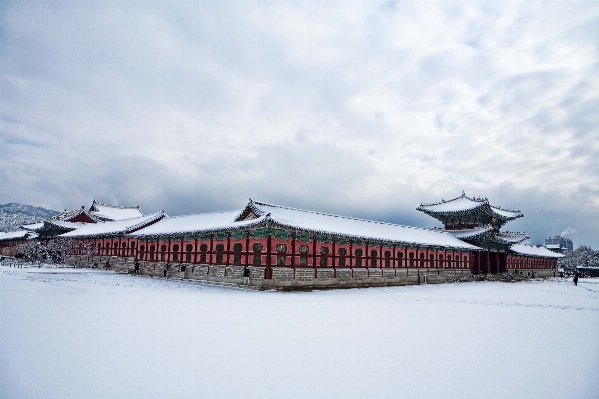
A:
545;236;573;252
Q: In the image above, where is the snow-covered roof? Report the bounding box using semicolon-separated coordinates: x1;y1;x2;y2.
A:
489;205;523;220
129;210;267;237
21;222;44;230
436;226;493;239
48;220;85;230
89;201;144;221
0;230;31;241
60;212;165;238
417;193;487;214
494;232;529;244
47;208;102;224
417;192;523;221
510;244;564;258
242;200;479;250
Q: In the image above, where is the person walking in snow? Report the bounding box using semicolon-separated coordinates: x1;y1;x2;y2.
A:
242;266;251;286
573;271;579;286
134;259;140;274
180;264;186;280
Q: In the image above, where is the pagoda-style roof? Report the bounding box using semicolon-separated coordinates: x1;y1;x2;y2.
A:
89;201;144;221
417;192;523;230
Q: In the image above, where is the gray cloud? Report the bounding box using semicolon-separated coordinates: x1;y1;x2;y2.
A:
1;0;599;248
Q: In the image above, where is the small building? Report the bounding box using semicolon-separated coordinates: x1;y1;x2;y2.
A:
22;201;145;239
545;236;573;252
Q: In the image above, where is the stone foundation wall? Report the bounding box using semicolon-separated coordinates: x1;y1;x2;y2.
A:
59;256;558;289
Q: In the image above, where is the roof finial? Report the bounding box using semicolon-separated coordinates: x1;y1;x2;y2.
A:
461;190;465;197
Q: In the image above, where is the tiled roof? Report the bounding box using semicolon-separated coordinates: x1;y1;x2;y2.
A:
20;222;45;230
60;212;165;238
510;244;564;258
89;201;144;221
129;210;267;237
417;193;487;214
244;200;479;249
493;232;529;244
436;226;493;239
44;220;85;231
489;206;523;220
0;230;35;241
417;192;523;221
47;208;102;223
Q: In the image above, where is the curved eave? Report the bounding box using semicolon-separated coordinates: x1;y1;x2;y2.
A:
488;206;524;221
490;233;529;245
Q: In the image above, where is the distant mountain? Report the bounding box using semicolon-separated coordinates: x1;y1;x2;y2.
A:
0;203;59;232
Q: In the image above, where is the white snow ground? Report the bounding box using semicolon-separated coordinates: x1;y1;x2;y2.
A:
1;265;598;399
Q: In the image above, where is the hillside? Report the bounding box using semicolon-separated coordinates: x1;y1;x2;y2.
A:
0;203;59;232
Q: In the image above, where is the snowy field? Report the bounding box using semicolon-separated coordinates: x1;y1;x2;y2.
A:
1;265;598;399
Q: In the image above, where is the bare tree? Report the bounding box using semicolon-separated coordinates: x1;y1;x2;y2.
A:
16;238;78;268
559;246;599;271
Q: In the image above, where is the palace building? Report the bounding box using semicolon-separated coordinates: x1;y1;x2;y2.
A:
37;196;563;288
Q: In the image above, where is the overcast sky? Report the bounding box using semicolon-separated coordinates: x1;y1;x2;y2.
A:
1;1;598;248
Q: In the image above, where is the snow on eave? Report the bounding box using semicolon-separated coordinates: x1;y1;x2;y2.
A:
249;200;480;250
267;219;480;250
489;205;523;220
20;222;45;230
510;244;565;258
0;230;31;241
89;200;144;221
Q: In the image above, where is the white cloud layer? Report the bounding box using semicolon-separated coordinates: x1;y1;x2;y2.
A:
1;1;598;247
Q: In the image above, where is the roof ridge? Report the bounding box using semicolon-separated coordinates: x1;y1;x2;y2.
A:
165;209;243;219
418;193;488;207
91;201;140;210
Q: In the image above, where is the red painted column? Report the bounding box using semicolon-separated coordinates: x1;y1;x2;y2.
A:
209;235;213;265
312;237;317;268
226;234;231;267
496;251;500;274
332;239;336;269
245;234;249;267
